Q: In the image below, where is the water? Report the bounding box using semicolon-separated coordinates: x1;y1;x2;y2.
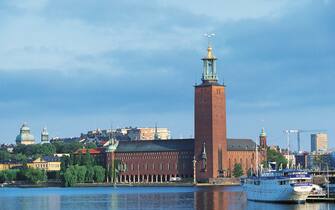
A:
0;186;333;210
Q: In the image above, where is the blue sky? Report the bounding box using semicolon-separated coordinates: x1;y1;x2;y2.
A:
0;0;334;151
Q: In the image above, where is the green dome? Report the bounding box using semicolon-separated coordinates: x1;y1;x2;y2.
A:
16;123;35;144
260;128;266;137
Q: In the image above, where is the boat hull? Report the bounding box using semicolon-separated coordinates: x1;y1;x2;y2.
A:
243;183;312;203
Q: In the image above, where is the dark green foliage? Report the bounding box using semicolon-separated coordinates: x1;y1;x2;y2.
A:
0;150;28;163
0;171;8;182
12;153;28;163
93;165;105;183
0;170;19;182
64;165;78;187
47;171;60;180
23;168;47;184
85;142;97;149
76;165;87;183
267;149;288;169
233;163;243;177
0;150;11;162
85;166;94;183
13;144;56;157
52;141;83;154
81;150;94;166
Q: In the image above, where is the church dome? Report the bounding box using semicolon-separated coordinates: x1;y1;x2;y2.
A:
16;123;35;145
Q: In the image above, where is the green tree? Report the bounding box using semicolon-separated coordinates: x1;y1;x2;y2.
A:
64;165;78;187
76;165;87;183
24;168;47;184
81;150;94;166
267;149;288;169
0;150;11;162
5;170;18;182
233;163;243;177
40;143;56;156
85;142;97;149
85;165;95;183
13;153;28;163
0;171;7;182
93;165;106;183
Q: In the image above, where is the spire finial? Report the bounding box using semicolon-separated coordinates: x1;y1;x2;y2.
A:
204;33;215;47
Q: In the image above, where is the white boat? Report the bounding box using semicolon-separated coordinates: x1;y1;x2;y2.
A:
243;169;313;203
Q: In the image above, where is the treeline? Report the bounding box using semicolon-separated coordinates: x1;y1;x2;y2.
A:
0;141;97;163
61;151;105;186
0;168;47;184
63;165;105;187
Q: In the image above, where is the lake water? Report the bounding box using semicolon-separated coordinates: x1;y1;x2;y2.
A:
0;186;333;210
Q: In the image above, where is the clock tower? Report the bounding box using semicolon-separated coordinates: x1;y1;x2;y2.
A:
194;45;227;182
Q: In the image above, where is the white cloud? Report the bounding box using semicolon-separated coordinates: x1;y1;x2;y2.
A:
8;0;49;12
160;0;307;21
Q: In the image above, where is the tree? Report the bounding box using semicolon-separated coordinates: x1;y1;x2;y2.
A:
267;149;288;169
76;165;87;183
13;153;28;163
64;165;78;187
233;163;243;177
24;168;47;184
81;150;94;166
5;170;17;182
85;142;97;149
93;165;106;183
85;165;95;183
0;171;7;183
0;150;11;162
40;144;56;156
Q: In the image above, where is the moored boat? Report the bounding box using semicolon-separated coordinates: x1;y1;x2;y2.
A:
243;169;313;203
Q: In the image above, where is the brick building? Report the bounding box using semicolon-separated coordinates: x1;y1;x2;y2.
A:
104;45;266;183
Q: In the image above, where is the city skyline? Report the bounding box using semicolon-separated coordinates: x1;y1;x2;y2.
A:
0;0;334;151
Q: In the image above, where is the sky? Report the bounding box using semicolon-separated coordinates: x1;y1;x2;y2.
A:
0;0;334;151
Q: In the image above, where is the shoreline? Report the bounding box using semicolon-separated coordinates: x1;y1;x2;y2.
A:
2;181;241;188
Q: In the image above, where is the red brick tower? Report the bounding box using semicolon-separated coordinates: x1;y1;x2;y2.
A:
194;45;227;182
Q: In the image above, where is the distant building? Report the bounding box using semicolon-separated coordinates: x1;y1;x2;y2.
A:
0;161;23;171
295;152;309;169
307;153;334;170
16;123;35;145
127;127;170;141
26;157;61;171
41;127;49;144
311;133;328;152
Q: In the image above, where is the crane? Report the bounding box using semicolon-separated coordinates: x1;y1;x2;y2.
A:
284;129;327;152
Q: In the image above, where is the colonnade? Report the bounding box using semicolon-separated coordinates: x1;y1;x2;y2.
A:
116;174;190;183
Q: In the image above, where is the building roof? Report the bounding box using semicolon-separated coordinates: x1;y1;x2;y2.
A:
75;148;104;155
114;138;256;153
116;139;194;153
227;139;256;151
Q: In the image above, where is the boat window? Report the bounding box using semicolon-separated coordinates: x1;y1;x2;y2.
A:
278;180;288;185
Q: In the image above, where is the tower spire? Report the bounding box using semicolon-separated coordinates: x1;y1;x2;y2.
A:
202;33;218;84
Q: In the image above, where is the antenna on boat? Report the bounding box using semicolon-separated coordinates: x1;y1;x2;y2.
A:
256;143;259;177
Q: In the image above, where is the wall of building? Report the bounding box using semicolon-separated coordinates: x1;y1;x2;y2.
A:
112;151;193;183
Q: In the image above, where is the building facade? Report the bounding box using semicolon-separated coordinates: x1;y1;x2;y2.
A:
311;133;328;152
127;127;170;141
26;157;61;171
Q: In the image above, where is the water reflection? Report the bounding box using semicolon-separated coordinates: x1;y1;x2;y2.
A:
0;187;333;210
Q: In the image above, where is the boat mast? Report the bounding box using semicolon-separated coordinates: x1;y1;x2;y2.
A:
256;144;259;177
286;131;290;169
